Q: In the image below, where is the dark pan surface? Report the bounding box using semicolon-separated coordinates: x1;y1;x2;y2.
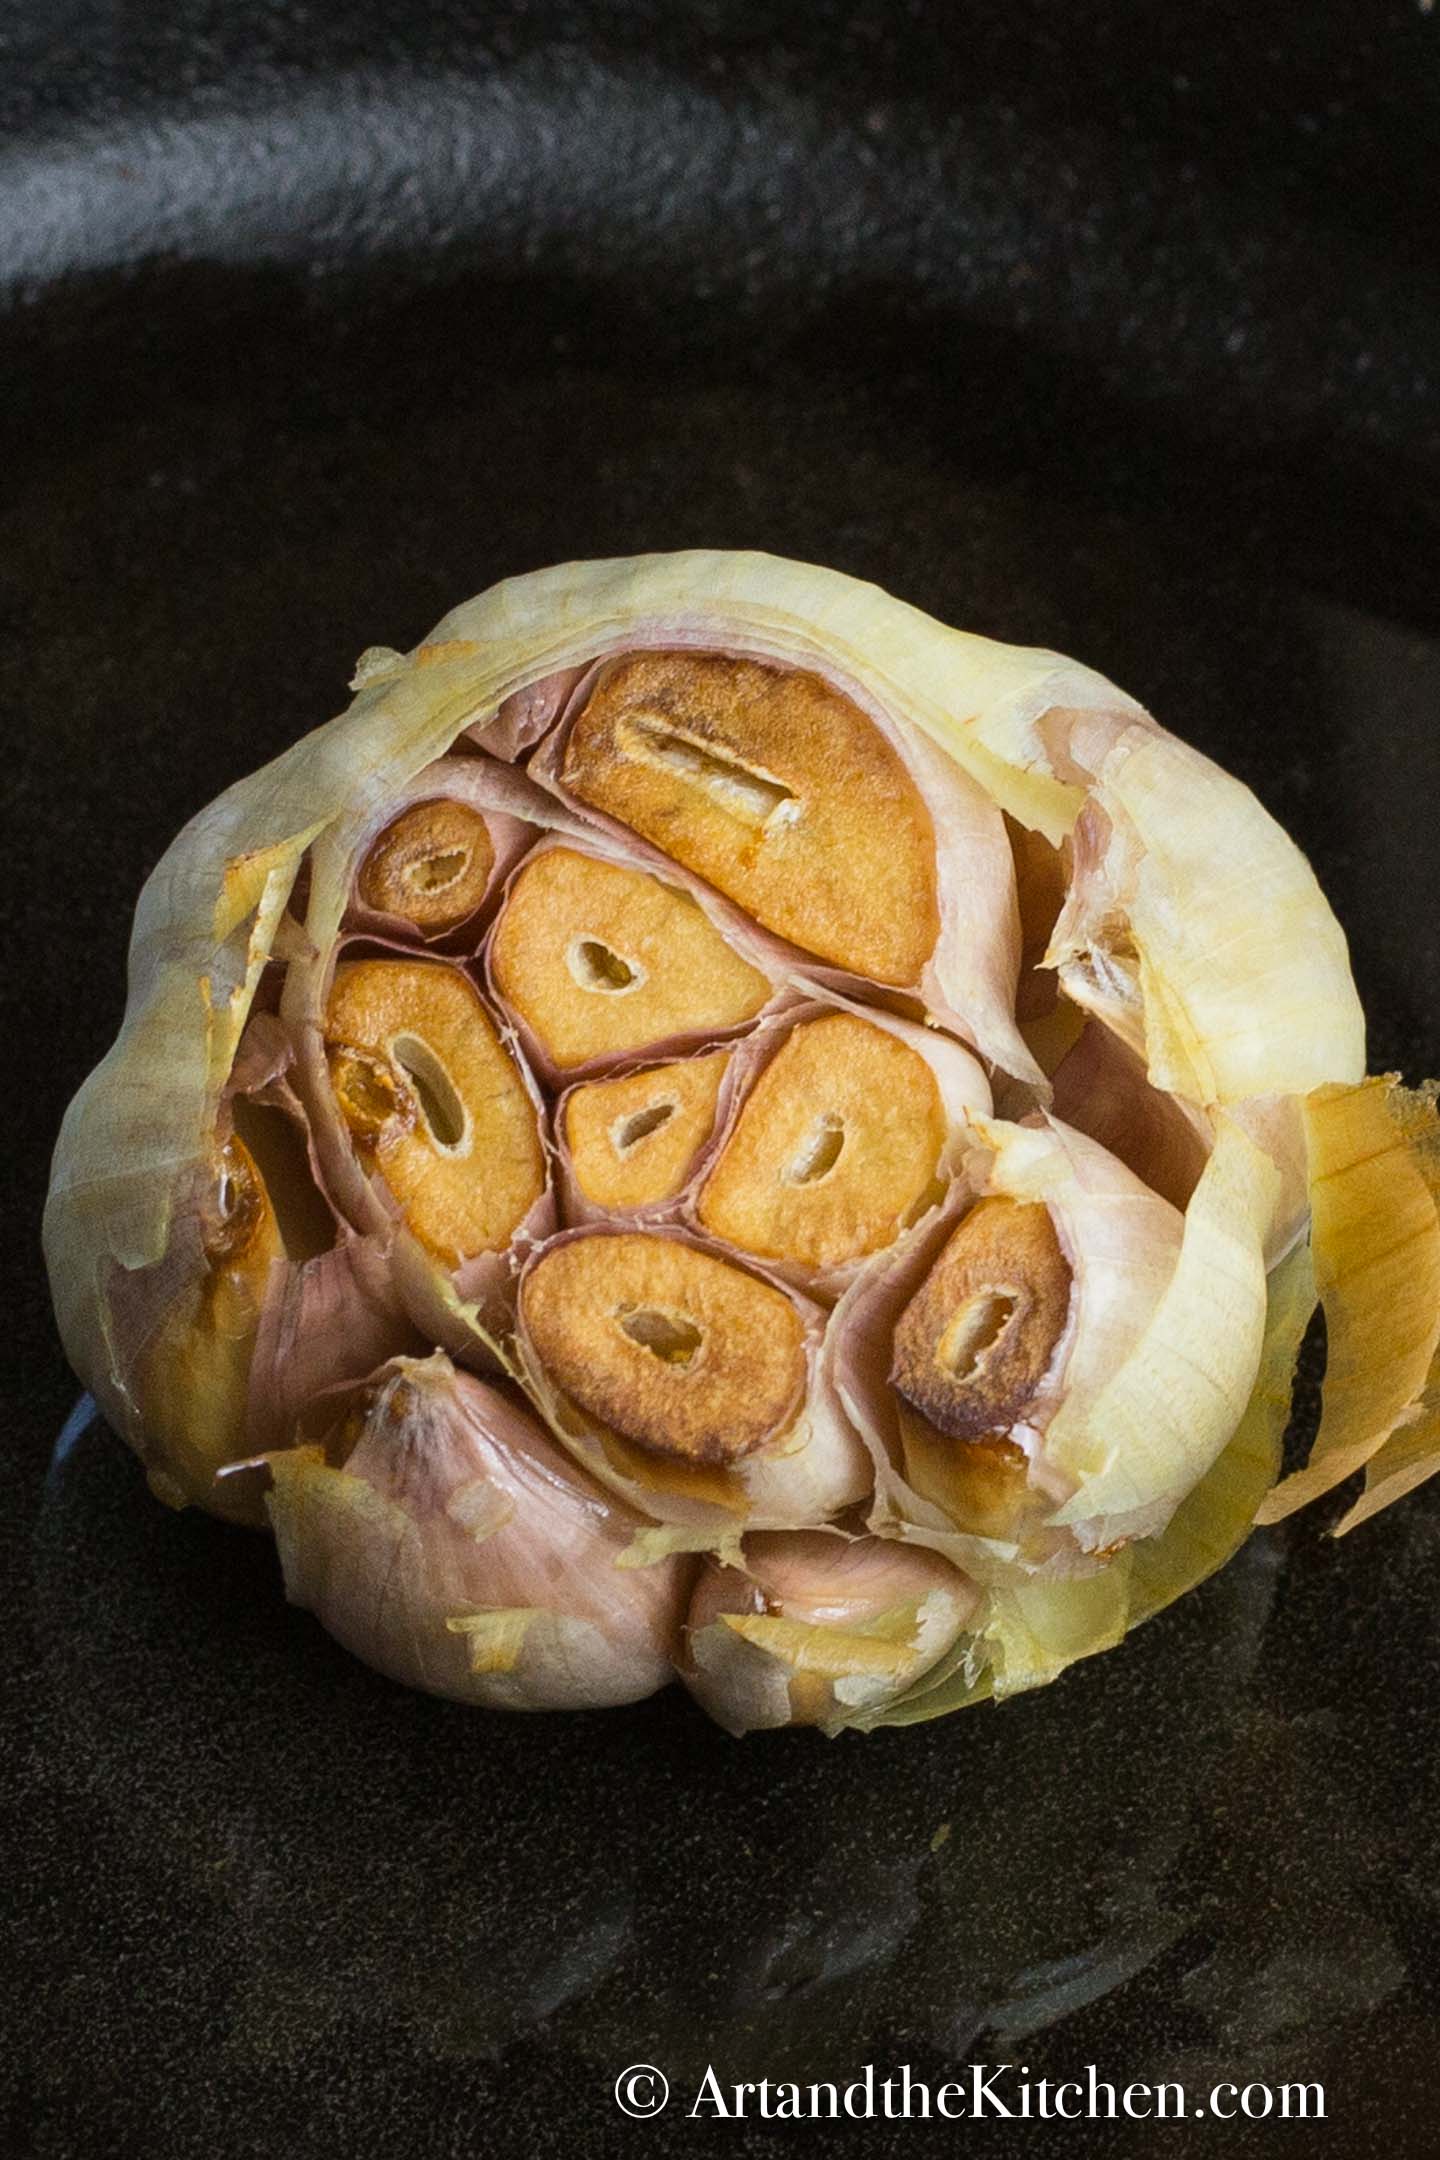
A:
6;7;1440;2156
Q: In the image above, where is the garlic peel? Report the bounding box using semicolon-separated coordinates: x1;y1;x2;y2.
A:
1255;1078;1440;1529
266;1356;690;1710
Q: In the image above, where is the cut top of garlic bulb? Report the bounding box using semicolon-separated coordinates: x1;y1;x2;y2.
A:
45;549;1417;1740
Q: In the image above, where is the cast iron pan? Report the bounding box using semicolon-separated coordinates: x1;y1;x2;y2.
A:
7;5;1440;2155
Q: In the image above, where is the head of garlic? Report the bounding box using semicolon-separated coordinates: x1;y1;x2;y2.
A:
45;550;1433;1730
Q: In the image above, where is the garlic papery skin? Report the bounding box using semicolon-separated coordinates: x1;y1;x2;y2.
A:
266;1354;693;1710
1037;721;1366;1107
683;1531;977;1734
514;1228;871;1546
1255;1078;1440;1531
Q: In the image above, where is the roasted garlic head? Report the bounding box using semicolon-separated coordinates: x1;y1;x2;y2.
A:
45;552;1435;1733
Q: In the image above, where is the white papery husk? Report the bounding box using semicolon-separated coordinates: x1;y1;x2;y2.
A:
512;1225;870;1556
684;1530;978;1735
266;1351;691;1709
1255;1078;1440;1531
1036;713;1364;1107
1049;1012;1309;1266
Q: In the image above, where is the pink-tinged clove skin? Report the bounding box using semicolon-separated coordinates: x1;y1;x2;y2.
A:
684;1531;976;1733
266;1354;694;1710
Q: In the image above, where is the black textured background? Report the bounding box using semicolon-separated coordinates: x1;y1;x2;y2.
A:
6;5;1440;2156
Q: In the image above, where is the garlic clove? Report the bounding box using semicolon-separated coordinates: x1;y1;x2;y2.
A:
683;1531;976;1733
267;1354;691;1709
117;1132;288;1525
488;841;771;1074
515;1229;872;1535
560;1050;730;1215
695;1010;950;1276
890;1198;1072;1443
357;796;496;931
827;1114;1190;1581
560;651;941;986
323;956;545;1265
519;1231;808;1466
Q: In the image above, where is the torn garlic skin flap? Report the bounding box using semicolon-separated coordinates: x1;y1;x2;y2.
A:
45;550;1397;1729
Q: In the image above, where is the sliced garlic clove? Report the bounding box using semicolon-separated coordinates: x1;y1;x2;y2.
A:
323;956;546;1266
683;1531;977;1733
559;1049;731;1217
528;640;1037;1081
357;797;496;931
519;1231;808;1466
559;651;941;986
487;841;771;1076
515;1229;871;1536
695;1010;951;1278
343;753;563;945
685;994;989;1296
890;1197;1073;1443
828;1115;1189;1580
267;1354;691;1709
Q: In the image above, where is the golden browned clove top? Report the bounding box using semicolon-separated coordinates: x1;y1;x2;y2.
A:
357;797;496;930
490;845;770;1069
325;957;545;1262
521;1232;808;1465
697;1011;948;1271
891;1198;1072;1442
564;1052;730;1210
561;652;940;985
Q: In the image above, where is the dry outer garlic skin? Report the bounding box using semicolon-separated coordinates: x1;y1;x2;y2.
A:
519;1231;808;1464
267;1356;690;1710
356;796;496;930
697;1011;949;1272
325;957;544;1263
488;843;769;1070
563;1051;730;1211
890;1197;1072;1442
684;1531;976;1734
561;651;941;985
130;1133;287;1525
